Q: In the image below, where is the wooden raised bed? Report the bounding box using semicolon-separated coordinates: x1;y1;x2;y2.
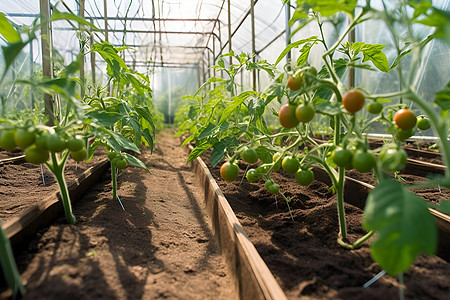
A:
187;145;287;300
189;145;450;298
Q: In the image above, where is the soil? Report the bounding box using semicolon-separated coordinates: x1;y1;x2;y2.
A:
202;154;450;300
6;130;235;299
0;149;105;222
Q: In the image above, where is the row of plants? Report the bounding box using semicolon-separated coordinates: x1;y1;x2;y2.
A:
0;10;160;298
176;0;450;292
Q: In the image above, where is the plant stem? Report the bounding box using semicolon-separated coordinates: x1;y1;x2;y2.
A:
50;152;76;224
0;224;25;298
111;164;118;201
336;166;347;241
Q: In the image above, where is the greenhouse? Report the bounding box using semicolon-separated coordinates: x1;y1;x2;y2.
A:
0;0;449;299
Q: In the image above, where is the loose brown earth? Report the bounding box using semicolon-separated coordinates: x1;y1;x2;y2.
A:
4;130;235;299
202;153;450;300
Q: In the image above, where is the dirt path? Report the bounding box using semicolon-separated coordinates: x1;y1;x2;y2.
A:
16;130;235;299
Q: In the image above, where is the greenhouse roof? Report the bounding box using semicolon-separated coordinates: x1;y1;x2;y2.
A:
3;0;288;68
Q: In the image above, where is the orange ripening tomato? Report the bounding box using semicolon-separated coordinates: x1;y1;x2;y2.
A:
343;89;365;113
394;109;416;130
279;104;300;129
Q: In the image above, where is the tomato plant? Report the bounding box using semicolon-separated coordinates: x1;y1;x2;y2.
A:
343;90;365;114
394;108;416;130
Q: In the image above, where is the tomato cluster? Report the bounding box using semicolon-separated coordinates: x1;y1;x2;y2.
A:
107;151;128;169
0;127;88;165
279;103;316;129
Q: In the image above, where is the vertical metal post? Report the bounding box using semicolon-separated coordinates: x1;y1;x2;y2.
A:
196;63;201;89
207;49;211;78
250;0;256;91
212;35;216;80
285;0;292;66
89;23;96;85
348;26;355;88
79;0;85;80
227;0;232;65
39;0;54;125
29;42;35;108
104;0;109;42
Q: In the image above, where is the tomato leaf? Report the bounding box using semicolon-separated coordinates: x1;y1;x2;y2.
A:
275;36;319;66
219;91;257;124
315;102;342;116
363;178;437;275
198;123;217;140
87;111;122;126
50;10;101;31
211;141;227;167
255;146;272;163
0;13;21;43
187;142;212;164
122;153;151;174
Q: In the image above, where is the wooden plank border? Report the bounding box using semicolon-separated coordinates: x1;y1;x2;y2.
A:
185;145;287;300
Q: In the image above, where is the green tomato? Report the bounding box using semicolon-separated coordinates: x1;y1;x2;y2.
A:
220;161;239;182
0;130;17;151
67;138;85;152
25;144;49;164
379;147;407;172
271;152;282;172
46;134;67;152
416;115;431;130
14;129;35;149
296;169;314;186
107;151;118;160
331;147;352;167
71;148;88;162
395;128;415;142
242;147;258;164
282;156;300;174
366;102;383;114
295;104;315;123
352;150;376;173
114;157;128;169
246;168;261;182
35;133;49;150
265;180;279;194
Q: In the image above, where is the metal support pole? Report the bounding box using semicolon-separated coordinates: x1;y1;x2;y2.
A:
250;0;256;91
29;41;35;108
348;26;355;88
227;0;232;65
39;0;54;125
103;0;108;42
79;0;85;80
89;23;96;85
285;0;291;65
